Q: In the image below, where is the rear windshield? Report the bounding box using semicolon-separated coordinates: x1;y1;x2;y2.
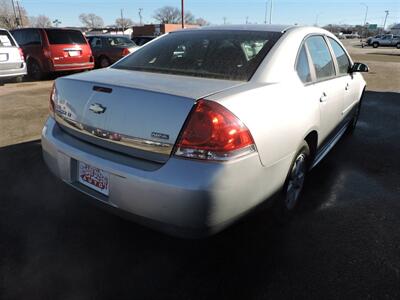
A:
0;30;16;47
113;30;282;81
45;29;87;45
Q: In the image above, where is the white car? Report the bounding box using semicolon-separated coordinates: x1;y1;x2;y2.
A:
0;28;26;82
42;25;368;237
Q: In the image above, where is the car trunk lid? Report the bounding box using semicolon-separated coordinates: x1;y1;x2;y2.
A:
54;68;246;163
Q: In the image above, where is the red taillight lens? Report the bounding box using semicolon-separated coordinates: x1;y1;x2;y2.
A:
18;47;24;61
174;99;256;161
49;83;56;117
122;48;130;56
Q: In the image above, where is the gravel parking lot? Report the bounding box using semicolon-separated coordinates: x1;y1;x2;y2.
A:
0;40;399;299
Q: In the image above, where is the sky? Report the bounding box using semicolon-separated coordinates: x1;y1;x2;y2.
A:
19;0;400;28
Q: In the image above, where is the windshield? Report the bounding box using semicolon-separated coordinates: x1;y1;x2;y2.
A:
45;29;87;45
113;30;282;81
106;36;135;47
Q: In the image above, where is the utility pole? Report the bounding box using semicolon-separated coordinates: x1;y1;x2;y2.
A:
269;0;273;24
181;0;185;28
138;8;143;25
10;0;19;27
16;0;23;27
360;3;368;45
120;9;125;33
264;1;268;24
383;10;389;32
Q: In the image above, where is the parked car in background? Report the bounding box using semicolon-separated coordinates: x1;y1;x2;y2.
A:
131;35;155;46
42;25;368;237
11;28;94;80
369;34;400;48
87;35;138;68
366;34;383;45
0;28;26;82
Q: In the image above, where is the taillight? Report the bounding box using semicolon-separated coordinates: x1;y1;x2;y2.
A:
18;47;24;61
174;99;257;161
122;48;130;56
49;83;57;117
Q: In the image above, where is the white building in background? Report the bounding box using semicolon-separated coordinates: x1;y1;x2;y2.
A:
390;24;400;35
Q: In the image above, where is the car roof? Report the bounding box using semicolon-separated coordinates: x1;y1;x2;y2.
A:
181;24;297;33
87;35;130;38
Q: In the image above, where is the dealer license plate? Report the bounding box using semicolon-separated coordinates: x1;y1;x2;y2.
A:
78;162;110;196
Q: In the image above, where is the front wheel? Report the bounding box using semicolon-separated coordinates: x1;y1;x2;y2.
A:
396;43;400;49
372;42;379;48
274;141;310;222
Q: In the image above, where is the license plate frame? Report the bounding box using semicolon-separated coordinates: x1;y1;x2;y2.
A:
0;53;7;62
78;161;110;196
68;50;80;57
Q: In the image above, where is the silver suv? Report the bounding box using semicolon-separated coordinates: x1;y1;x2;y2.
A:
369;34;400;49
0;28;26;82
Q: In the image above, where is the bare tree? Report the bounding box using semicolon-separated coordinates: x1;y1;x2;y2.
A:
30;15;52;28
79;13;104;28
184;11;195;24
0;0;29;29
195;17;209;26
115;17;134;29
153;6;181;24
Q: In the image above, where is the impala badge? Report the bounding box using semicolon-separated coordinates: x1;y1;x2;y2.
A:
89;103;106;114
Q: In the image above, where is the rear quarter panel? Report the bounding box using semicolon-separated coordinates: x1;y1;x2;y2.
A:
206;74;319;168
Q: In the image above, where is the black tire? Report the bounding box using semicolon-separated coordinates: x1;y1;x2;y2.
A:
372;42;379;48
99;56;111;68
27;59;44;80
274;141;310;223
396;43;400;49
13;76;24;83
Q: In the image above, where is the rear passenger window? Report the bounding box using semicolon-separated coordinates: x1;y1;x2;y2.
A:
296;45;312;83
328;37;350;75
306;36;335;80
0;30;15;47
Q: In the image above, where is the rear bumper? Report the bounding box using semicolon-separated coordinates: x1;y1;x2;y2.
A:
0;62;27;79
51;62;94;72
41;117;289;237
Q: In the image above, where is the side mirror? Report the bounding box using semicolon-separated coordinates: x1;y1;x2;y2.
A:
350;62;369;73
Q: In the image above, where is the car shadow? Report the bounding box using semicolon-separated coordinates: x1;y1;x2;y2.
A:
1;91;399;299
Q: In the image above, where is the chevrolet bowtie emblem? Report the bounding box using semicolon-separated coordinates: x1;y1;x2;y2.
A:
89;103;106;114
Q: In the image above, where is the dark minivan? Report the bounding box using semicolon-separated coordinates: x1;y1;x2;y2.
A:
11;28;94;80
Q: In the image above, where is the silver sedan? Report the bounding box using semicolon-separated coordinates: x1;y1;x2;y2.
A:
42;25;368;237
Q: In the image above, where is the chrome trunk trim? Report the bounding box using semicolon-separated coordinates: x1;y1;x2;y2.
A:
55;113;174;156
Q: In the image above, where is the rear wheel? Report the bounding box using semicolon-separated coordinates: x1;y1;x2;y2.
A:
27;60;44;80
396;43;400;49
99;56;110;68
372;42;379;48
274;141;310;222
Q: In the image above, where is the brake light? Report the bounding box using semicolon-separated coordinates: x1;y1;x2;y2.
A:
174;99;256;161
122;48;130;56
18;47;24;61
49;83;57;117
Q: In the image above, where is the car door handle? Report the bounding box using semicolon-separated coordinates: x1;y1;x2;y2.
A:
345;83;349;90
320;93;328;102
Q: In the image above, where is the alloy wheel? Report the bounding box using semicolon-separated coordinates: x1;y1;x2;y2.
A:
285;153;307;210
